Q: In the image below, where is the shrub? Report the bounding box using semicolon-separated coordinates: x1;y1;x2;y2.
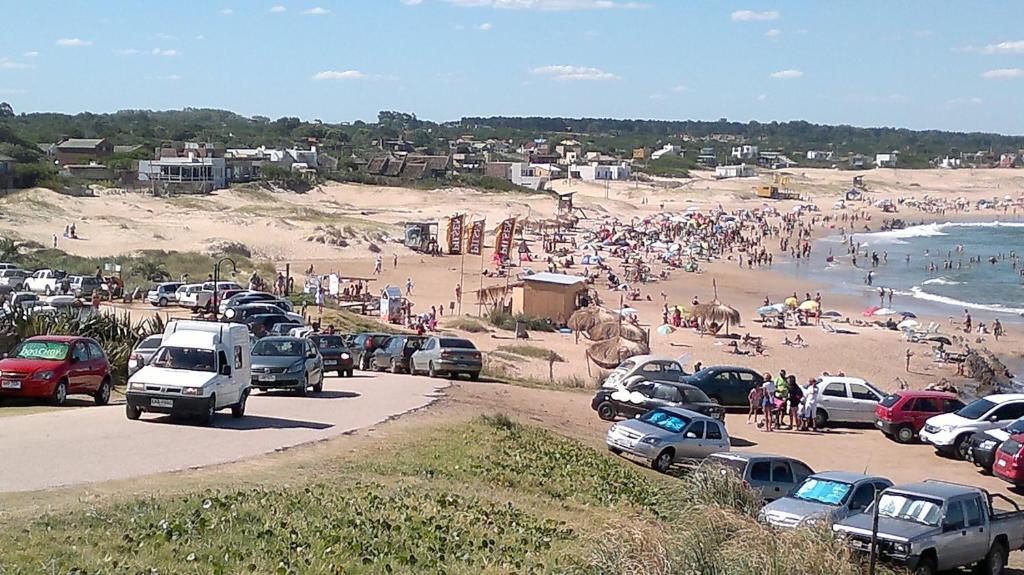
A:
446;316;488;333
485;309;556;332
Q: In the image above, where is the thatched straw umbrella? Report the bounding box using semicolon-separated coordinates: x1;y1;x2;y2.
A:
692;301;741;334
567;307;619;341
587;319;648;344
586;337;651;370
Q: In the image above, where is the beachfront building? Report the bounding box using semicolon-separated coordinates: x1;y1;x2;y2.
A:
555;140;582;164
572;162;631;182
138;154;228;192
731;145;758;161
715;163;757;179
509;163;551;190
56;138;114;166
875;152;898;168
0;153;15;191
697;146;718;168
651;144;684;160
511;272;588;325
806;150;834;161
60;163;113;180
757;151;797;169
938;155;962;169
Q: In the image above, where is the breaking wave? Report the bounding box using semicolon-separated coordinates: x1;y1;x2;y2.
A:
909;285;1024;316
921;277;962;286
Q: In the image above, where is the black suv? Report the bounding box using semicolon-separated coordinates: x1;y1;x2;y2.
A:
591;381;725;421
682;366;765;407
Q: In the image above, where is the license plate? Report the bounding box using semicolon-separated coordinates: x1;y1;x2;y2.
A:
1;380;21;389
151;398;173;408
324;360;337;366
258;374;275;382
998;459;1007;467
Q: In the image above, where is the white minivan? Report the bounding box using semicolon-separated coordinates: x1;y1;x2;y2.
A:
125;320;252;425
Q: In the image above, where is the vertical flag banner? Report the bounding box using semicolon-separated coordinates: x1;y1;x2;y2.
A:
467;219;486;255
447;214;465;255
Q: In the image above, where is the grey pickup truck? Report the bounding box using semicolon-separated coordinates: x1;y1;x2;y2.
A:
833;480;1024;575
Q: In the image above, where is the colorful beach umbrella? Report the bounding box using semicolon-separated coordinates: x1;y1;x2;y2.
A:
798;300;820;311
785;296;799;308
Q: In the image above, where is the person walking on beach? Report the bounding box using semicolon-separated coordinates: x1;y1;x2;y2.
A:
315;287;325;315
761;375;775;432
393;254;398;269
747;384;763;425
963;309;972;333
905;348;914;372
405;277;413;295
787;375;804;430
803;379;819;432
887;288;894;307
374;255;383;275
993;318;1003;340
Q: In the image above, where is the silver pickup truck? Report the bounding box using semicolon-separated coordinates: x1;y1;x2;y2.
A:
833;480;1024;575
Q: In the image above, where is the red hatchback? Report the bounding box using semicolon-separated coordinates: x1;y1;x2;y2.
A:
875;390;964;444
993;434;1024;486
0;336;113;406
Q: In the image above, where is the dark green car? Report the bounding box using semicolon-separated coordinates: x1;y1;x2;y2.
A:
683;366;765;407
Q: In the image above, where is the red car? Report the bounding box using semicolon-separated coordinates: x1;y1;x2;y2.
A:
0;336;112;406
993;434;1024;486
875;390;964;443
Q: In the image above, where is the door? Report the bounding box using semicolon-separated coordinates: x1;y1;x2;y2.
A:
651;383;684;409
68;342;92;392
909;397;942;430
955;496;988;569
820;382;848;422
680;420;707;460
660;361;686;382
619;383;655;417
846;483;878;518
85;342;107;391
748;460;773;498
768;460;796;499
216;349;238;406
935;501;970;571
305;341;322;382
848;383;882;423
706;370;733;404
735;371;760;406
989;402;1024;428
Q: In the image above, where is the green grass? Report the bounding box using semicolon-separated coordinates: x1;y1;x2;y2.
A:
485;310;556;332
445;316;489;333
495;344;565;362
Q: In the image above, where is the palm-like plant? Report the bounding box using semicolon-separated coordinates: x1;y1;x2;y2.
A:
130;259;171;282
0;237;20;263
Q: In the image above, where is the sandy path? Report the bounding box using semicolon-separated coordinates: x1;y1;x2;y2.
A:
0;373;448;493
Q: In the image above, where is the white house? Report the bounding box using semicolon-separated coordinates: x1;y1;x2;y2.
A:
651;144;684;161
509;163;549;190
875;152;898;168
939;156;962;169
731;145;758;160
139;154;227;189
574;162;631;181
806;150;834;161
715;163;757;179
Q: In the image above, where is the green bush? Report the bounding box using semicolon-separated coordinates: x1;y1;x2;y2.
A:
486;309;556;332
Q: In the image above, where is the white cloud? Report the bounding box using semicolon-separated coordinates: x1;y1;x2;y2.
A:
56;38;93;47
313;69;366;80
531;64;618;81
731;10;779;21
764;28;781;38
946;97;983;105
445;0;649;10
672;84;687;92
157;74;181;81
982;68;1024;79
270;4;287;11
220;8;233;15
0;58;32;69
756;94;767;101
982;40;1024;54
23;51;39;57
477;22;493;30
400;0;423;4
769;69;802;79
152;48;179;57
302;6;330;14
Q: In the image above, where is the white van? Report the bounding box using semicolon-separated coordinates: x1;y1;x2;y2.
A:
125;320;252;425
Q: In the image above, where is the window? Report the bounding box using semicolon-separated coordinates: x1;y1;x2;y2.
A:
628;383;654;396
963;497;984;527
750;461;771;481
713;372;732;384
641;363;662;373
86;342;105;360
849;484;878;511
663;362;684;373
772;462;794;484
992;402;1024;422
234;346;243;369
791;462;814;482
217;351;228;372
944;502;965;529
72;343;90;363
706;422;723;440
652;384;681;402
850;383;879;401
686;421;706;439
945;399;966;412
737;372;758;385
823;383;847;398
914;398;942;413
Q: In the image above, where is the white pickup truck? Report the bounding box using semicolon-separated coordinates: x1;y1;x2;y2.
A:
125;320;252;425
24;269;66;294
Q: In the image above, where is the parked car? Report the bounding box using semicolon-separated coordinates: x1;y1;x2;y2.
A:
833;480;1024;575
371;335;426;373
250;336;324;395
875;390;965;444
920;394;1024;460
682;365;765;407
24;269;66;294
707;452;814;501
591;380;725;421
994;435;1024;487
126;320;251;424
2;291;38;314
805;376;884;428
128;334;163;377
351;333;393;370
223;303;303;324
410;336;482;380
176;284;213;311
759;471;893;529
268;321;304;337
606;407;730;472
68;275;104;297
242;313;295;338
0;262;16;271
309;334;354;377
146;282;183;307
0;269;31;290
0;335;112;406
218;291;280;314
601;355;688;390
969;418;1024;474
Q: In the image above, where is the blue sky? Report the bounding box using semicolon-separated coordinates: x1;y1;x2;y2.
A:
2;0;1024;134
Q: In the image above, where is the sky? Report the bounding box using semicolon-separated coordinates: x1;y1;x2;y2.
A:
2;0;1024;135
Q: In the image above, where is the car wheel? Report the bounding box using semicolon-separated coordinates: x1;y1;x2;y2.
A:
913;555;937;575
52;380;68;406
312;372;324;393
814;408;828;429
608;446;622;455
979;542;1007;575
597;401;617;421
894;425;915;444
158;297;168;307
231;390;248;418
345;369;354;378
390;359;400;374
652;449;674;473
295;378;308;397
468;372;479;381
125;403;142;420
93;377;111;406
954;434;971;460
428;362;437;378
199;394;216;426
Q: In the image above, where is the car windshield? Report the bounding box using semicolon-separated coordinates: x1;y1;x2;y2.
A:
439;338;475;349
137;337;162;350
313;336;344;348
683;387;712;403
12;341;70;361
956;398;996;420
613;360;636;374
1005;419;1024;435
252;340;303;356
638;409;691;433
710;456;748;477
791;478;853;506
150;347;216;372
876;493;943;526
880;393;902;408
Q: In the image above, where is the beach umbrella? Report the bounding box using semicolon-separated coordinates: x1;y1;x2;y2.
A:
899;311;917;318
656;324;674;336
588;320;648;344
757;305;779;317
567;307;619;336
897;319;920;331
785;296;799;308
873;308;898;316
692;301;741;334
586;337;651;370
862;306;880;316
798;300;819;311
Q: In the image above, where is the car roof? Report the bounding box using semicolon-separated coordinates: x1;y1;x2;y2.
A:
257;336;305;343
808;471;886;483
981;394;1024;404
817;376;868;385
888;389;959;399
886;481;979;500
709;452;799;462
26;335;93;343
621;355;678;365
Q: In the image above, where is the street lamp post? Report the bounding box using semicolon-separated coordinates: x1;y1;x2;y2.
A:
212;257;237;314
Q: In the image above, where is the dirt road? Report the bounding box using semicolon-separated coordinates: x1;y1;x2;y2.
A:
0;373;448;493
